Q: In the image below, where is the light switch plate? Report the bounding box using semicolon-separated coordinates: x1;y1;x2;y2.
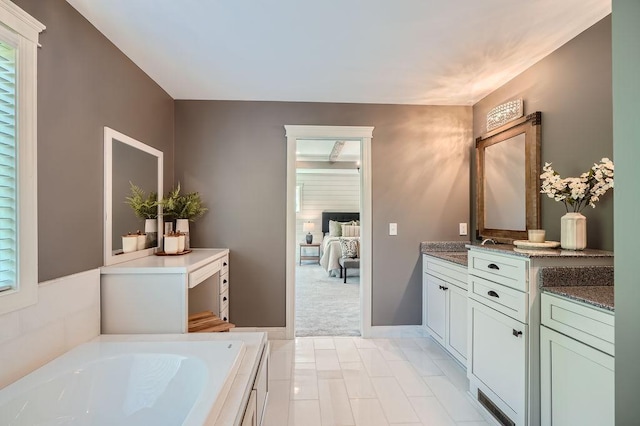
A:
389;223;398;236
459;223;468;236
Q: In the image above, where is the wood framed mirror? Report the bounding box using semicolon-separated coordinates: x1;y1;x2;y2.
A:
476;111;541;242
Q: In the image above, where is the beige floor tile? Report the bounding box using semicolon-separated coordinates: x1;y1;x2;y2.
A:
319;379;355;425
350;398;390;426
371;377;420;423
289;400;322;426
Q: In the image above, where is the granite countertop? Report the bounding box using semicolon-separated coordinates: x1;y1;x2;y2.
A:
466;243;614;259
539;266;614;311
420;241;469;266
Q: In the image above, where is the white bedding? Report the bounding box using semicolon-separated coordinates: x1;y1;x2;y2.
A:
320;236;359;276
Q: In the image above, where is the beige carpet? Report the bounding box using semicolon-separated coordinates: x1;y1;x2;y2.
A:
295;263;360;337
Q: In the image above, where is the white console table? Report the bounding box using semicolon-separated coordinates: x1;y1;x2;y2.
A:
100;248;230;334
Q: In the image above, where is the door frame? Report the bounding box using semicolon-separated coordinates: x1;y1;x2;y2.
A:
284;125;374;339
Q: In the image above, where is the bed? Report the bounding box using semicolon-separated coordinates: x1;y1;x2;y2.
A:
319;212;360;276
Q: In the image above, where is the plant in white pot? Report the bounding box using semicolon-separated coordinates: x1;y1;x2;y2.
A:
125;182;159;249
540;158;614;250
161;183;208;250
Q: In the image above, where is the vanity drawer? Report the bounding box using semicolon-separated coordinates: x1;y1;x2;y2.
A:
221;255;229;276
220;305;229;323
423;254;467;290
220;272;229;294
469;275;528;323
468;250;528;291
219;288;229;312
188;259;221;288
541;293;614;356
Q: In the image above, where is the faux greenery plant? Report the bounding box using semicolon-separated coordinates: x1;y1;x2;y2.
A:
161;182;208;221
125;182;158;219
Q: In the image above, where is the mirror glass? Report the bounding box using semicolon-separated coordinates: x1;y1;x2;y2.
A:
476;112;541;242
104;127;163;265
484;133;526;230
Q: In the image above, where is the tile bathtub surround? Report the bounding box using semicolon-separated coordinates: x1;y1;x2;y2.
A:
264;336;491;426
0;269;100;388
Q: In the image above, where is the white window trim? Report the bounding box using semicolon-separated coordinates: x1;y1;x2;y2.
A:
0;1;45;315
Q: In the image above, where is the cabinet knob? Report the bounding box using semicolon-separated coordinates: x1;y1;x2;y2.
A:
223;317;228;321
223;279;227;284
512;329;523;337
223;262;227;267
223;296;227;302
438;285;449;291
487;263;500;270
487;290;499;298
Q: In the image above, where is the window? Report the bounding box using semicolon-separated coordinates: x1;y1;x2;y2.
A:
295;185;301;213
0;2;45;315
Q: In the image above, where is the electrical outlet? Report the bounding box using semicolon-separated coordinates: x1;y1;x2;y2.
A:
459;223;468;236
389;223;398;236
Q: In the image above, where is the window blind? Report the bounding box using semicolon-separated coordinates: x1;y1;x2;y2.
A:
0;40;16;292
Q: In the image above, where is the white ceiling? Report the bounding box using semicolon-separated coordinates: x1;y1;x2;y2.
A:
66;0;610;105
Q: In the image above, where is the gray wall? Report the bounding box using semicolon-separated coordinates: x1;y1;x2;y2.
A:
473;17;613;250
612;1;640;422
13;0;175;281
175;101;472;327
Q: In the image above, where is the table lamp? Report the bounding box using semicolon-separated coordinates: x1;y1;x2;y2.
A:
303;222;315;244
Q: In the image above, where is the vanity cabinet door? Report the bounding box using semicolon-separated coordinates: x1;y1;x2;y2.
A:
541;326;614;426
447;284;467;363
424;274;447;346
469;299;527;424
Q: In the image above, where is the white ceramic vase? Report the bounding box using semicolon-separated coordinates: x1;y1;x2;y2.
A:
176;219;190;250
561;212;587;250
164;235;179;254
136;234;146;251
144;218;157;248
122;235;138;253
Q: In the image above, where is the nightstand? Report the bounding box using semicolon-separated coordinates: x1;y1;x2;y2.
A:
299;243;321;265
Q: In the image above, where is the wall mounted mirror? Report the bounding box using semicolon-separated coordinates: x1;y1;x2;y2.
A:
104;127;163;266
476;112;541;242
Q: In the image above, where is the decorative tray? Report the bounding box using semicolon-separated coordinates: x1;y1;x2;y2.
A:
155;249;192;256
513;240;560;249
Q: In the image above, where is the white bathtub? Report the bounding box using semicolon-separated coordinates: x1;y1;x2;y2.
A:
0;339;245;425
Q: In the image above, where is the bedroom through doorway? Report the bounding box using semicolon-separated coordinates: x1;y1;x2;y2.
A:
295;140;362;337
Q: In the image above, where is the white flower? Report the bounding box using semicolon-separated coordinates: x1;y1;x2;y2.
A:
540;158;614;212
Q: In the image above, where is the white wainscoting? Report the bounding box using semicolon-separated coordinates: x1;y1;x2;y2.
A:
0;269;101;388
296;172;360;254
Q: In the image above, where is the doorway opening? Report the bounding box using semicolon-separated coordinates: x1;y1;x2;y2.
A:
285;125;373;339
295;140;361;336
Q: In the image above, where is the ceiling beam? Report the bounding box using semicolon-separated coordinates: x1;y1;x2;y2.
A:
329;141;345;162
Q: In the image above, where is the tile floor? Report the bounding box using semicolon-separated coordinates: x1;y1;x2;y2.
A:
263;336;493;426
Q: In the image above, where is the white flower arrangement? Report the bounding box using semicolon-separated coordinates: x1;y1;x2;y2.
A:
540;158;614;212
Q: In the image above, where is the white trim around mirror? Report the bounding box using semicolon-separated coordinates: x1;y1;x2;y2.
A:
103;127;163;266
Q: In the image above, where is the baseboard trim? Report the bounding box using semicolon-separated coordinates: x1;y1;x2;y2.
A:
233;327;287;340
368;325;427;338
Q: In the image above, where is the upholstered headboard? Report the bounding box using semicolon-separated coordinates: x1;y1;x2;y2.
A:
322;212;360;235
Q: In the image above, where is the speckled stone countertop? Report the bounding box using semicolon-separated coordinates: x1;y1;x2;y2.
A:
420;241;469;266
465;243;614;259
540;266;614;311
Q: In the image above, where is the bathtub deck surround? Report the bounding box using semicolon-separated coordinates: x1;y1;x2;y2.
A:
0;332;269;426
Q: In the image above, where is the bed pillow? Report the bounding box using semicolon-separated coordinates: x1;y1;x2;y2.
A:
329;220;355;237
339;237;359;258
328;220;342;237
341;224;360;237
